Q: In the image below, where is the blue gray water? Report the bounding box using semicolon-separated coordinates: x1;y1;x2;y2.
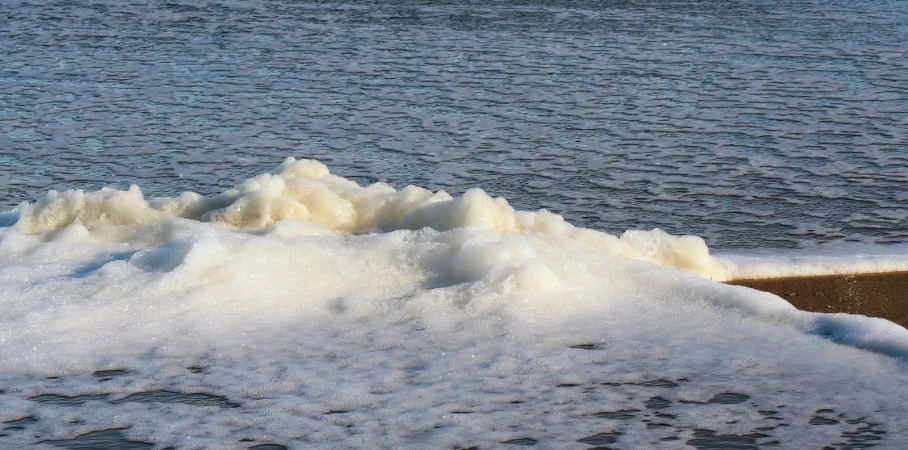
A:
1;0;906;249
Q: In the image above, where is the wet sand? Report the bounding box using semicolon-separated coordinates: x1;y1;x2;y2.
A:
728;271;908;329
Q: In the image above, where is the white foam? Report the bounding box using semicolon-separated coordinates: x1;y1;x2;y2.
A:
2;159;908;447
718;244;908;280
11;157;729;279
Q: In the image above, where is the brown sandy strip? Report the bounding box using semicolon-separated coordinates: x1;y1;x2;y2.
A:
727;271;908;329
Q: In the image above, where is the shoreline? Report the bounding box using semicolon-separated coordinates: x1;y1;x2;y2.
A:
727;271;908;329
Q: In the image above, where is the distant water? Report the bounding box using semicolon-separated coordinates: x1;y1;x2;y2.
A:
1;0;906;249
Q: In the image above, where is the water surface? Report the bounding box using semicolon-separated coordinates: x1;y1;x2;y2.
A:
2;0;906;249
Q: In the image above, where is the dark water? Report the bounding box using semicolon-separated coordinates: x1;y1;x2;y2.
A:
1;0;906;249
4;364;887;449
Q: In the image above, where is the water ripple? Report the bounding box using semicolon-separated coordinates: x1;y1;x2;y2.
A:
1;0;905;249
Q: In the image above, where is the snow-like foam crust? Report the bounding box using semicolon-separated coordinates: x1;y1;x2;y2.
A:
3;158;907;367
2;159;908;446
16;157;908;282
720;246;908;280
11;157;725;278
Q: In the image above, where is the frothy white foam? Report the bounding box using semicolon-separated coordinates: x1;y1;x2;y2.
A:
4;158;908;369
2;159;907;447
11;157;728;279
719;244;908;280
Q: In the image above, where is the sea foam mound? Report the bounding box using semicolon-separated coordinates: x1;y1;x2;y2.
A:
2;157;908;368
11;157;723;278
2;159;908;448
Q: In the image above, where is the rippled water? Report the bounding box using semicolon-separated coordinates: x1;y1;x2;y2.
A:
2;0;907;249
3;343;900;449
